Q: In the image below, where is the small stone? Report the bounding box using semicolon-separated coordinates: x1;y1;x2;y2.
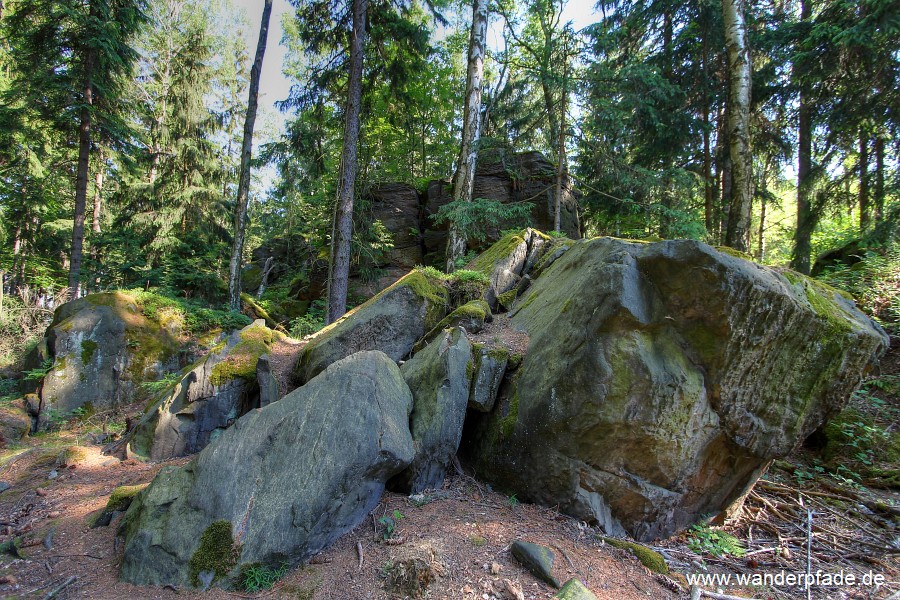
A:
491;562;502;575
48;470;58;479
47;511;61;518
0;481;11;493
511;540;559;588
553;578;598;600
36;487;49;497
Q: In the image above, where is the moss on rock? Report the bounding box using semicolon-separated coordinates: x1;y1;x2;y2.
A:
210;324;274;386
466;231;527;275
600;537;668;573
107;484;148;512
80;340;98;364
189;520;240;588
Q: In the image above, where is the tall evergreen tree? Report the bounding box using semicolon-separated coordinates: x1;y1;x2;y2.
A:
3;0;147;298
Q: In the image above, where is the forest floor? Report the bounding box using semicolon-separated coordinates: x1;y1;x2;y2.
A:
0;339;897;599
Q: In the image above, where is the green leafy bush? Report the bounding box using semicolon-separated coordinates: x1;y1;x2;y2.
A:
686;524;746;558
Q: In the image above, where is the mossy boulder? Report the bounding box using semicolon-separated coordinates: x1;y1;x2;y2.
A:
600;537;668;573
123;321;274;461
466;230;534;309
36;292;180;417
462;236;888;541
119;351;415;588
389;328;472;494
294;270;450;385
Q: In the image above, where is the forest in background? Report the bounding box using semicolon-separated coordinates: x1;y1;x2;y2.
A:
0;0;899;366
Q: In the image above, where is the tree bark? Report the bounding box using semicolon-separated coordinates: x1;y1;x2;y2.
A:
858;132;869;233
553;40;568;234
228;0;273;311
69;40;97;300
722;0;753;253
445;0;489;272
790;0;814;274
874;135;884;223
325;0;367;322
90;147;105;290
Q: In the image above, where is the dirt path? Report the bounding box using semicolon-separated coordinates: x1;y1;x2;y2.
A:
0;445;675;599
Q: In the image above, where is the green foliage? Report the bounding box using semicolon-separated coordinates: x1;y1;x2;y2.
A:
139;372;181;395
506;494;519;509
24;359;54;381
818;247;900;333
241;562;289;593
289;300;326;338
431;198;533;244
378;509;405;541
686;524;746;558
0;378;18;405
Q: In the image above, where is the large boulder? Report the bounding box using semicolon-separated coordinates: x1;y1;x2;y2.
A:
294;269;450;385
123;321;274;461
35;292;180;416
389;328;472;494
119;351;415;588
462;236;888;541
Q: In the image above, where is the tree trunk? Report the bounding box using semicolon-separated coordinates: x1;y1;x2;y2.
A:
553;42;568;234
722;0;752;252
875;135;884;223
325;0;367;322
790;0;814;274
445;0;489;272
228;0;273;311
91;147;105;290
858;132;869;233
69;45;96;300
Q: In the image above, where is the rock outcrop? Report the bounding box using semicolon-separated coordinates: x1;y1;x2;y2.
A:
294;270;450;385
31;292;180;418
119;351;414;588
462;236;888;540
119;232;887;588
389;328;472;494
124;321;275;461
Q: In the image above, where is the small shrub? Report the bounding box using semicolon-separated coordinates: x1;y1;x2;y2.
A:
686;524;746;558
378;509;404;541
24;359;54;381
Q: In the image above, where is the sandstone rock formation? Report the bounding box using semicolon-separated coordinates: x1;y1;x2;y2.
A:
30;292;180;418
124;321;275;461
461;236;888;540
119;351;414;587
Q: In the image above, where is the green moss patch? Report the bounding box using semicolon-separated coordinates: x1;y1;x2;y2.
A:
466;231;527;275
107;484;148;513
189;520;240;588
714;246;754;261
497;289;519;310
600;537;668;573
80;340;98;364
210;325;274;386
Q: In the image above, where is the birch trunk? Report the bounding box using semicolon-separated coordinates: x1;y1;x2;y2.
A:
325;0;367;322
228;0;273;311
722;0;753;253
446;0;489;272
